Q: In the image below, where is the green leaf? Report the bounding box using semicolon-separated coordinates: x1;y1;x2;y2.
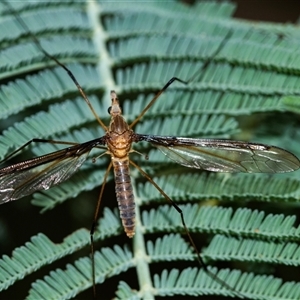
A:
0;1;300;300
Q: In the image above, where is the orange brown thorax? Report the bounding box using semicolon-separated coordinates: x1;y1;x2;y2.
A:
106;91;134;159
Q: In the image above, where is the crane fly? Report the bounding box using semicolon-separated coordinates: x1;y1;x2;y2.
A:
1;90;300;299
2;85;300;233
2;2;300;299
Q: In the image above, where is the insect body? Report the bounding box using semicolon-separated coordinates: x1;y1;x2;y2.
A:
106;91;136;237
0;88;299;236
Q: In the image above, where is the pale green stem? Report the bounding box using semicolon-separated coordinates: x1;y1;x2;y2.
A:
132;176;155;299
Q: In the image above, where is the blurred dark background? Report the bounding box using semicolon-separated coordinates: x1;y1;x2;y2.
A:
184;0;300;23
233;0;300;23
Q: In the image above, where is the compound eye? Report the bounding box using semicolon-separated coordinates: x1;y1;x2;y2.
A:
107;106;112;114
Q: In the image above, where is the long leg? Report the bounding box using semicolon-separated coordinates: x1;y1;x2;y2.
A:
3;1;107;131
129;28;233;129
129;77;187;128
129;159;246;299
90;161;112;298
1;138;79;163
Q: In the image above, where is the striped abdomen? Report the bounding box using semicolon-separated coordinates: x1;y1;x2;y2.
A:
113;158;135;238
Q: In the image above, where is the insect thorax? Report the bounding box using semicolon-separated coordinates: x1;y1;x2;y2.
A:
106;115;134;158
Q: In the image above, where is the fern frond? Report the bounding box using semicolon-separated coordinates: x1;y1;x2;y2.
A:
0;65;101;119
123;90;286;120
147;233;194;262
0;208;122;292
205;235;300;266
115;281;140;300
282;95;300;113
27;245;133;300
143;204;300;242
31;167;108;211
139;173;300;204
0;1;300;299
154;267;300;299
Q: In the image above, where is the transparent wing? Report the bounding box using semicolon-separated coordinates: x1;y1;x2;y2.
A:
0;138;105;203
136;135;300;173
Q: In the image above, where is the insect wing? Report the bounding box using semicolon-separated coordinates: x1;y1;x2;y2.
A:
0;144;94;203
137;135;300;173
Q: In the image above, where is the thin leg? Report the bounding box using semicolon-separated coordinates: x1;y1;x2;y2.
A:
129;29;234;129
1;138;79;163
129;159;245;299
90;161;112;298
3;1;107;131
129;77;187;128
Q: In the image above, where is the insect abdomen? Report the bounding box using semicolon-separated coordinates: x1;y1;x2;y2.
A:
113;159;135;238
